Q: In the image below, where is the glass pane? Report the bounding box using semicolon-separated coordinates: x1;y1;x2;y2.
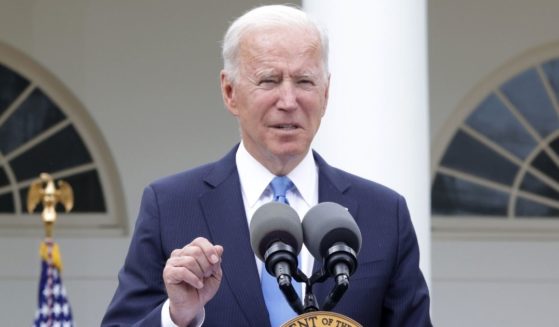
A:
440;130;519;185
0;192;14;212
515;197;559;218
501;68;559;138
20;170;106;213
530;151;559;185
0;64;30;116
519;172;559;201
0;88;66;155
0;167;8;187
466;93;536;159
10;125;92;181
542;59;559;105
432;174;509;216
63;170;106;212
548;136;559;158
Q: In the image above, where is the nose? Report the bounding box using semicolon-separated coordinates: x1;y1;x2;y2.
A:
277;81;297;111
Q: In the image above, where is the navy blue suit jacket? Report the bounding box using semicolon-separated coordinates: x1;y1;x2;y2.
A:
102;146;431;326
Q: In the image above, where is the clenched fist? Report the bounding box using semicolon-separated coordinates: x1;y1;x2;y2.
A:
163;237;224;326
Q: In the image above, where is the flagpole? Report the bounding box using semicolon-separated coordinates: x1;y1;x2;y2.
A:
28;173;75;327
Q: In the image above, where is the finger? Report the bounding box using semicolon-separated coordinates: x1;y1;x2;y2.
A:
181;245;213;273
166;255;205;279
163;265;204;289
170;241;223;278
211;263;223;280
170;237;213;257
214;245;224;258
189;237;222;264
204;246;223;278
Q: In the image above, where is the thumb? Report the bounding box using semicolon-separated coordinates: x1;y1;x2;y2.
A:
214;245;224;258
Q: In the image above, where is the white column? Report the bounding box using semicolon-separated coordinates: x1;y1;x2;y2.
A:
304;0;431;284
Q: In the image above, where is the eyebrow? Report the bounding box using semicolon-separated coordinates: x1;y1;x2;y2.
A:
254;69;320;80
254;69;278;78
296;72;318;79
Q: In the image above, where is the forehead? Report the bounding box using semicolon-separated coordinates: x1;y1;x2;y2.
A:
238;26;324;69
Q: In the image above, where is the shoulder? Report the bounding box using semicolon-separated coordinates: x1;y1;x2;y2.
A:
149;163;211;192
148;146;238;196
338;166;398;194
314;151;402;202
334;167;403;204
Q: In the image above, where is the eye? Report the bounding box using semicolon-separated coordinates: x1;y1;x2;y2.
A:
258;78;279;86
297;78;316;88
298;76;316;84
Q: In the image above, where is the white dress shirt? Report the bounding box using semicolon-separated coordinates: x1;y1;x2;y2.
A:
235;141;318;280
162;142;318;326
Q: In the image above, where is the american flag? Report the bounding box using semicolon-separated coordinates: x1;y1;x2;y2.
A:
33;239;74;327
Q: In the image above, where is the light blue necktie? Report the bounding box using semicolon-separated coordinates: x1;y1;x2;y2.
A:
261;176;302;326
270;176;293;205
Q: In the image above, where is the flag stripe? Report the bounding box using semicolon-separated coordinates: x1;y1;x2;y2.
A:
33;239;74;327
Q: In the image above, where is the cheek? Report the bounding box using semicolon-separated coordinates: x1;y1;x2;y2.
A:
300;99;325;124
254;92;280;108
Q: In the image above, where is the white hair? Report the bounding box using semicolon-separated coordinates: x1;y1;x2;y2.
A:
221;4;329;82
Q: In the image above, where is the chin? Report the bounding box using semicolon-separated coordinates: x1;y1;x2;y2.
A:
271;144;308;159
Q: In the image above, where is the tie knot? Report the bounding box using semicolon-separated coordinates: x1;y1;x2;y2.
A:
270;176;293;204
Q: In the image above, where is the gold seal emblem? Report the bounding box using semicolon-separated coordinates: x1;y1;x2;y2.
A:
281;311;362;327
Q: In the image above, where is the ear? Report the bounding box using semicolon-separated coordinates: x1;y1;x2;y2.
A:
220;70;239;116
321;74;331;117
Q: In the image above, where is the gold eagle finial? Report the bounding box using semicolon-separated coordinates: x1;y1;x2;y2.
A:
27;173;74;237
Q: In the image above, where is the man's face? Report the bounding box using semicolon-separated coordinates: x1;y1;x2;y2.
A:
221;27;329;173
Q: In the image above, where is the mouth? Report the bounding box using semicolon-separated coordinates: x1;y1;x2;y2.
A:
271;123;299;130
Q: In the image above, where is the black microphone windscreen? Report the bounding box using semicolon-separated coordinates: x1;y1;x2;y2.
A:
302;202;362;260
249;202;303;261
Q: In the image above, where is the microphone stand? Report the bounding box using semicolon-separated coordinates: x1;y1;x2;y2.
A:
265;242;305;314
292;243;358;313
287;268;349;313
308;269;348;311
293;269;318;313
277;275;304;314
322;274;349;311
321;243;356;310
277;264;363;327
274;245;358;314
277;267;327;314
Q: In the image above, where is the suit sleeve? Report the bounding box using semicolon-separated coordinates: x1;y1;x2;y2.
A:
381;195;432;326
101;185;168;326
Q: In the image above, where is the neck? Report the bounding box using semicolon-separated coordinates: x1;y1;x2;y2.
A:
242;144;307;176
262;156;303;176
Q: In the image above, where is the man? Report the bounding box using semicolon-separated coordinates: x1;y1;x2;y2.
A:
102;4;431;327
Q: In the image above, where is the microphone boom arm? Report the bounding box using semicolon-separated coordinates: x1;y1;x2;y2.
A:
322;274;349;311
264;242;305;314
310;243;358;311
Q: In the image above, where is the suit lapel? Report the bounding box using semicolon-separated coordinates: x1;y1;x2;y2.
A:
312;151;359;274
314;151;359;224
199;147;271;327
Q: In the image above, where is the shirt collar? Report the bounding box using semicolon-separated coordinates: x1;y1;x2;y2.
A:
236;142;317;209
286;148;318;208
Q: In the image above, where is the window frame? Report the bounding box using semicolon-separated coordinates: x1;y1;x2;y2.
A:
432;43;559;240
0;42;127;236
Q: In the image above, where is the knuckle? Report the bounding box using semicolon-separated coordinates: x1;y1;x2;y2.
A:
190;246;203;257
183;256;196;266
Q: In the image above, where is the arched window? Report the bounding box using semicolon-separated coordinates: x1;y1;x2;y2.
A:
432;44;559;237
0;42;126;235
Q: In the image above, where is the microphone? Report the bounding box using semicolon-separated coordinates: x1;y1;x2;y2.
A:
302;202;362;310
249;202;304;313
